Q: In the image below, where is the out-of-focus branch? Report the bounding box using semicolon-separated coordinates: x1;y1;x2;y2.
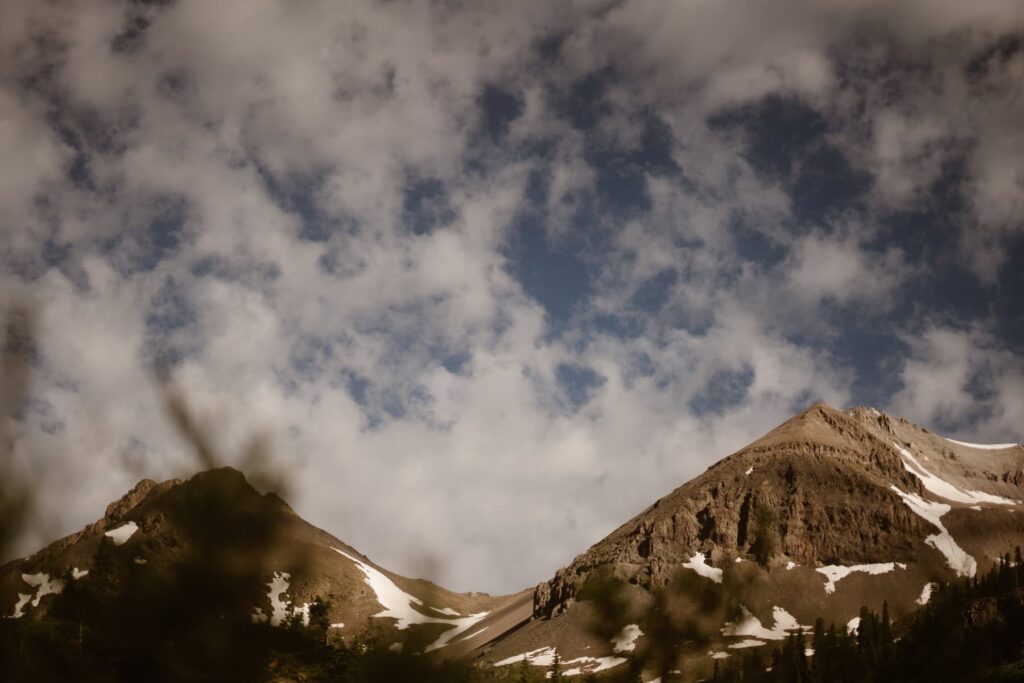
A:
0;306;36;560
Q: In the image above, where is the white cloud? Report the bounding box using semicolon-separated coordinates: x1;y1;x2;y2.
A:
891;326;1024;443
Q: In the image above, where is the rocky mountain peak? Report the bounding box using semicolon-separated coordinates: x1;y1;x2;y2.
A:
530;402;999;619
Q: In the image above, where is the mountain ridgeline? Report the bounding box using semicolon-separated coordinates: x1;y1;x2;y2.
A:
1;403;1022;682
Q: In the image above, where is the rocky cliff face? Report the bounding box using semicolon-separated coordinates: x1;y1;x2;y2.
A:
533;403;1023;618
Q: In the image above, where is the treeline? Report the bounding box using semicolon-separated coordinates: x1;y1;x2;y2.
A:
712;548;1024;683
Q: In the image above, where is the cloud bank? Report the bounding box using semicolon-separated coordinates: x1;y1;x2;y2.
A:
1;0;1021;593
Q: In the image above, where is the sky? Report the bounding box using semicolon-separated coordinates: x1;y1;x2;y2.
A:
1;0;1022;594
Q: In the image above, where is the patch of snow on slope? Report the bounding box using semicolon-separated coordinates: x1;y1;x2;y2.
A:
846;617;861;634
682;552;723;583
292;601;311;627
770;607;803;632
252;572;309;627
815;563;904;594
612;624;643;652
267;572;294;626
745;467;754;476
6;573;65;618
557;655;628;677
495;646;557;667
495;647;627;677
330;623;345;629
331;547;488;652
104;521;139;545
25;573;65;607
709;651;731;659
7;593;32;619
729;639;765;649
891;486;977;577
463;626;489;640
723;606;808;641
916;583;936;606
71;567;88;579
895;442;1020;505
432;606;460;616
786;561;797;570
945;438;1019;451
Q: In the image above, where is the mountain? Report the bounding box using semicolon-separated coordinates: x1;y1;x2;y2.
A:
2;403;1022;681
0;467;529;664
477;403;1024;678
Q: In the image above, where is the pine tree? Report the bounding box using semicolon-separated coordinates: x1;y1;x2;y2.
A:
308;596;331;641
626;656;643;683
549;652;562;682
810;618;826;683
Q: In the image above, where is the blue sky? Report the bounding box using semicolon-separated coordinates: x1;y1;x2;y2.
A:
1;0;1022;593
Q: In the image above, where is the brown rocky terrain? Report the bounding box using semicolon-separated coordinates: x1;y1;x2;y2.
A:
479;403;1024;678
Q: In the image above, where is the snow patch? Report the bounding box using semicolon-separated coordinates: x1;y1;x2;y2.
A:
815;563;904;594
7;594;32;619
785;561;797;570
104;521;139;545
916;583;936;606
133;557;147;565
330;622;345;629
331;547;488;652
24;573;63;607
945;438;1019;451
431;606;461;617
895;442;1019;505
846;617;861;634
71;567;89;579
252;572;310;627
494;646;627;677
723;606;808;641
494;646;557;667
292;601;311;627
745;467;754;476
463;626;489;641
728;639;766;649
5;573;65;618
709;651;731;659
682;552;723;583
891;486;977;577
556;656;628;677
612;624;643;652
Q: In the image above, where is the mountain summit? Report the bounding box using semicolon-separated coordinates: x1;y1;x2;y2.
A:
482;403;1024;676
